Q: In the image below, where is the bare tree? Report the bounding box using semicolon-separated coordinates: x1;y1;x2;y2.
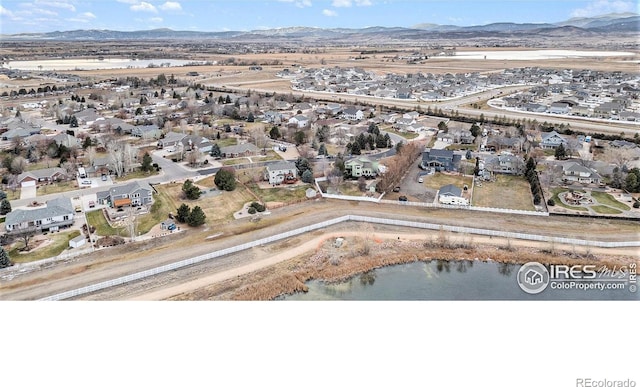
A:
10;156;27;175
13;226;36;251
106;138;126;177
601;147;634;169
186;150;202;167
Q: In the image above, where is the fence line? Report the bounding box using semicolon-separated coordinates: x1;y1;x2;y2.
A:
39;214;639;301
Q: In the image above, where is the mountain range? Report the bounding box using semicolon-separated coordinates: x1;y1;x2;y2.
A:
2;13;637;41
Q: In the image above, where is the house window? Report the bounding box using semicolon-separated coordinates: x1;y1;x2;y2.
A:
46;218;53;222
64;215;69;220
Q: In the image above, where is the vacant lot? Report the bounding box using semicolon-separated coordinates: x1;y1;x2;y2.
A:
472;174;535;211
249;183;310;203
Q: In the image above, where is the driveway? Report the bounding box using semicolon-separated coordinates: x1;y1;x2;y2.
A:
20;185;37;200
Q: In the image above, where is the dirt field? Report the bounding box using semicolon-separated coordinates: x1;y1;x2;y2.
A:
472;175;535;211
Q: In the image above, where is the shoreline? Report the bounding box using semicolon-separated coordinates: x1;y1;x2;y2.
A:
161;231;638;301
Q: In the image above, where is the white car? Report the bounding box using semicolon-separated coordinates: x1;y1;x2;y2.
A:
418;177;424;183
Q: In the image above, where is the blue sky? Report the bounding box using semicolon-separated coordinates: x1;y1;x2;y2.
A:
0;0;638;34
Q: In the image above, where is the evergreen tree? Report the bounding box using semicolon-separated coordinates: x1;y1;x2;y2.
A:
0;247;11;269
214;168;236;191
554;143;566;160
210;144;221;158
351;141;361;155
269;126;281;140
318;143;328;156
247;112;255;122
82;136;92;149
301;169;314;183
187;206;206;227
295;157;312;176
176;203;190;223
141;152;153;172
0;198;11;215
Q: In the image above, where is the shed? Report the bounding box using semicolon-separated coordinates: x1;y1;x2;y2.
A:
69;234;86;248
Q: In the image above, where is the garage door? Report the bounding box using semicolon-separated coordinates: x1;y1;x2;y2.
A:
21;180;36;188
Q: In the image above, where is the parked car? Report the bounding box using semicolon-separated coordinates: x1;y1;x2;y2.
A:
167;223;177;231
418;177;424;183
393;186;401;192
88;201;95;208
101;174;107;181
398;196;408;202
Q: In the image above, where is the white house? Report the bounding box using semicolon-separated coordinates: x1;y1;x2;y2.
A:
265;161;297;184
288;114;310;128
342;107;364;121
540;130;567;149
438;184;469;205
5;197;75;233
562;162;601;184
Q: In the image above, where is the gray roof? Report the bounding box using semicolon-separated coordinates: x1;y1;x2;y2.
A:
106;181;152;198
439;184;462;197
18;167;66;182
266;161;296;172
5;197;73;226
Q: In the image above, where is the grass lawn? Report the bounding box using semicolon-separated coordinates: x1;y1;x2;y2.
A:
472;175;535;211
114;170;159;182
250;183;310;202
215;137;238;147
591;191;630;211
9;230;81;263
252;150;282;162
222;158;251;166
335;181;364;196
86;209;126;236
423;173;473;191
154;181;255;223
5;189;20;200
393;131;419;140
591;205;622;215
550;188;588;212
136;190;175;234
36;181;79;195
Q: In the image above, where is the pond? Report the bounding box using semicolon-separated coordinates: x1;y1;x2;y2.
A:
282;260;638;300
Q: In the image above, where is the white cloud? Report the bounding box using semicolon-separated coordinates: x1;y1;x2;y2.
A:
159;1;182;11
332;0;352;7
331;0;372;7
81;12;96;19
35;1;76;12
278;0;312;7
131;2;158;13
322;8;337;16
0;5;14;17
570;0;636;18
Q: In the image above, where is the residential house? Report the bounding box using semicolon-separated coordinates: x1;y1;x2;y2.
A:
96;181;153;208
562;162;601;184
132;124;162;140
288;114;310;129
1;125;41;140
263;111;283;124
158;131;187;149
342;107;364;121
220;143;260;158
180;135;213;154
344;156;379;178
5;197;74;233
549;102;570;114
540;131;567;149
52;132;81;148
265;161;298;185
421;149;462;172
438;184;468;205
75;108;100;126
17;167;68;187
484;154;524;175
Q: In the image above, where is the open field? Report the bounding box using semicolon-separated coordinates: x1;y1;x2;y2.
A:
249;183;310;203
472;175;535;211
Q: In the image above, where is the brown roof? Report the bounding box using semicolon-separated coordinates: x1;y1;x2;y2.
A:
113;198;132;207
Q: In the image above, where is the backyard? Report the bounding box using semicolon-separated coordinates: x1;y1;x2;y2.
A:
472;174;535;211
8;229;81;263
423;172;473;192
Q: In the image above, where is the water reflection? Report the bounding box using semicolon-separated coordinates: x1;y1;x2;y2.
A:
283;260;638;301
